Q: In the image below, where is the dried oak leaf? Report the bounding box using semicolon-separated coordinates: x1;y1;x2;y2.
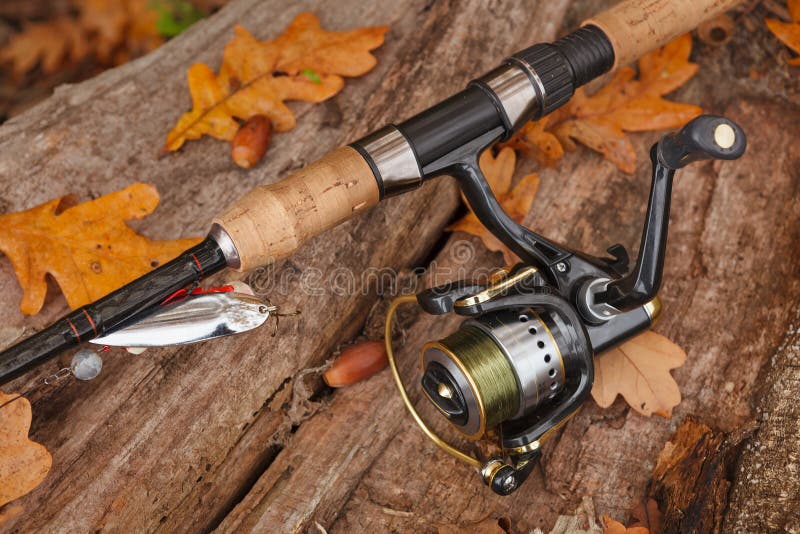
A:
592;330;686;417
0;393;52;513
80;0;163;64
505;34;702;173
0;0;164;78
446;147;539;264
0;18;89;77
0;183;200;315
164;13;388;152
766;0;800;66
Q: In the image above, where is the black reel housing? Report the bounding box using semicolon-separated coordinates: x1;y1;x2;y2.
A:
402;115;746;495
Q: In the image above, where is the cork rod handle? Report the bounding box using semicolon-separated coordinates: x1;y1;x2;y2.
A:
213;146;379;271
584;0;742;69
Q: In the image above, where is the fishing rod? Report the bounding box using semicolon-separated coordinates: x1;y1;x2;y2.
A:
0;0;745;494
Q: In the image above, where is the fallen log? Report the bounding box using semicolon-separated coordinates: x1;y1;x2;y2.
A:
0;0;574;530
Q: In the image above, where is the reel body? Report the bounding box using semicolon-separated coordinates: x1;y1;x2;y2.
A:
386;115;746;495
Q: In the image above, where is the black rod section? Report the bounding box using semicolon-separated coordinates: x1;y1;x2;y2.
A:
392;26;614;170
0;237;227;385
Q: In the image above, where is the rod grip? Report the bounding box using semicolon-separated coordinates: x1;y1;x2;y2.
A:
213;146;380;271
583;0;741;69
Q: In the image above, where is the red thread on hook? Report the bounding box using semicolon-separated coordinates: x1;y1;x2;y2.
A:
161;285;235;306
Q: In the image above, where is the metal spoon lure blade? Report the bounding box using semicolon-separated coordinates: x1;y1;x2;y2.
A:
90;292;273;348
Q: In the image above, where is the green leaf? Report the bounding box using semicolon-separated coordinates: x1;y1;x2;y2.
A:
152;0;206;38
301;68;322;84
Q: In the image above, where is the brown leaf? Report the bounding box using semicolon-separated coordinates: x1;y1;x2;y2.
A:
503;117;564;167
0;18;89;77
591;330;686;417
0;393;52;510
505;34;702;173
0;0;163;78
164;14;388;152
0;183;200;315
446;148;539;264
766;0;800;66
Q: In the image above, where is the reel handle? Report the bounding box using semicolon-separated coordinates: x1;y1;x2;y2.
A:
657;115;746;170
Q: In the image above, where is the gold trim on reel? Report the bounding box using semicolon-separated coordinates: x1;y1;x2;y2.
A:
385;294;482;469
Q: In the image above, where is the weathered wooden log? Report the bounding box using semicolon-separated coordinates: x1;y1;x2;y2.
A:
724;306;800;532
646;418;755;534
0;0;799;531
208;24;800;534
213;93;800;532
0;0;576;531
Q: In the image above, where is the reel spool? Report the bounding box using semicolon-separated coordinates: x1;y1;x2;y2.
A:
421;309;566;440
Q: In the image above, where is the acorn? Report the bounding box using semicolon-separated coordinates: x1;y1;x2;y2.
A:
231;115;272;168
323;340;388;388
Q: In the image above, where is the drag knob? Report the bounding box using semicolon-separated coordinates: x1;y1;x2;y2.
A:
421;362;469;426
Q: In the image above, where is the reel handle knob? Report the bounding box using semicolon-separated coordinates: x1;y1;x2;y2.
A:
657;114;746;170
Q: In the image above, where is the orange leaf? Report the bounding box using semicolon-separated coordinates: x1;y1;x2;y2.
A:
591;330;686;417
503;118;564;167
507;34;702;173
0;184;201;315
446;148;539;264
636;34;698;96
0;19;89;77
608;96;702;132
164;14;388;152
555;117;637;174
765;17;800;65
0;393;52;511
0;0;163;78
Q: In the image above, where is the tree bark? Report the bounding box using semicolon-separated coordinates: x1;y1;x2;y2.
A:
646;418;755;534
724;305;800;532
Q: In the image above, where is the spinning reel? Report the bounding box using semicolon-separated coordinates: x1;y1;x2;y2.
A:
386;115;746;495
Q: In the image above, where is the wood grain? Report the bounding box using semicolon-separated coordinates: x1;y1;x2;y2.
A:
724;305;800;532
